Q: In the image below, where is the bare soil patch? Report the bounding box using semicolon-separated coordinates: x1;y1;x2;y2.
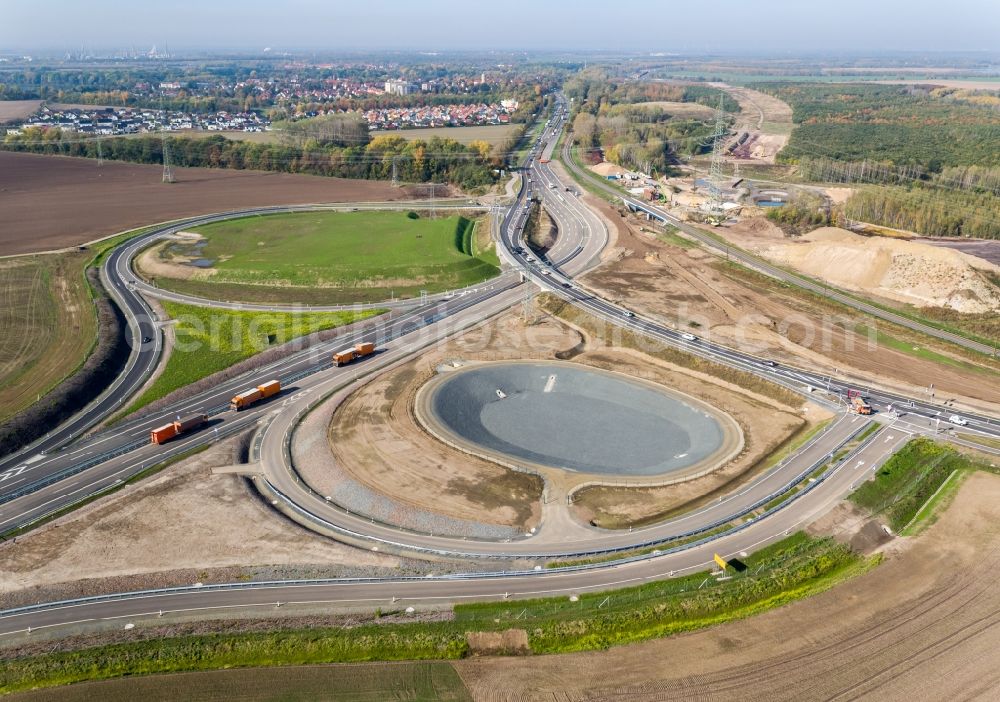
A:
721;85;795;163
0;437;399;607
323;313;582;528
760;226;1000;314
580;208;1000;409
0;100;42;124
0;152;433;256
456;471;1000;701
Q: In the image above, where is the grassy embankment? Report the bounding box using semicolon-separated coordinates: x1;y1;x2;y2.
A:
0;532;872;694
124;302;382;414
849;437;997;535
0;224;164;425
145;210;499;305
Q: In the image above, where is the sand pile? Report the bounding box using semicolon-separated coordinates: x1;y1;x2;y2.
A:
589;162;627;178
762;227;1000;313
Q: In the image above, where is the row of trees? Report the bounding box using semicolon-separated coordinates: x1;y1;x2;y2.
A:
2;129;498;190
844;186;1000;240
564;68;733;175
765;197;830;235
571;104;715;174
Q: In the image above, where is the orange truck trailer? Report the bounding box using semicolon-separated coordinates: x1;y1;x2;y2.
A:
847;389;872;415
230;379;281;411
332;342;376;367
150;413;208;445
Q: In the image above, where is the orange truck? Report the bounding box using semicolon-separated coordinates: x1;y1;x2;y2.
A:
847;389;872;415
150;413;208;445
230;379;281;411
332;342;376;367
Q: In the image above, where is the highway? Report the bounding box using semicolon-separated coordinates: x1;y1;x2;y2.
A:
558;125;999;358
0;201;497;478
2;95;999;638
244;98;1000;560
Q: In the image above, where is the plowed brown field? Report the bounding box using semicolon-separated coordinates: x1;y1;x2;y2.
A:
456;470;1000;701
0;152;427;256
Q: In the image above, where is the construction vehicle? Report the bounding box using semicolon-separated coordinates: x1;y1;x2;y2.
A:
230;379;281;411
847;389;872;415
150;413;207;445
333;342;376;367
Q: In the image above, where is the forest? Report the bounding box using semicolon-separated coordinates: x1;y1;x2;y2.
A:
754;82;1000;239
843;186;1000;240
564;70;734;174
757;82;1000;171
1;128;499;190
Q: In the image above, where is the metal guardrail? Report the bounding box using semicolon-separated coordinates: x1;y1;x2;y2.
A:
260;419;875;560
0;438;148;506
0;422;882;622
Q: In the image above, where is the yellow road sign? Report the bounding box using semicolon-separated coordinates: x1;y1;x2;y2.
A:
713;553;728;570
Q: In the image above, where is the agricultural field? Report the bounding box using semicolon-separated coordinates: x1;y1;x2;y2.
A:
370;123;519;146
4;662;472;702
126;302;381;413
0;151;415;256
0;99;42;124
0;252;96;424
140;210;500;305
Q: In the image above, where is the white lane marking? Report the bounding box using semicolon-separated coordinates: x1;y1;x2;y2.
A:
543;375;557;393
0;465;28;483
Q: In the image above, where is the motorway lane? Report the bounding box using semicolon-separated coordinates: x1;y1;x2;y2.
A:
258;400;867;558
0;423;906;638
0;201;497;476
557;112;998;358
0;283;519;532
0;97;992;633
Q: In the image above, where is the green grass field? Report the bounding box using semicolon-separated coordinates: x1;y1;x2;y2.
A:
125;302;382;413
148;211;499;305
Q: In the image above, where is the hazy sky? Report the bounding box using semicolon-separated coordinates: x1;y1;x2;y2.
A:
2;0;998;54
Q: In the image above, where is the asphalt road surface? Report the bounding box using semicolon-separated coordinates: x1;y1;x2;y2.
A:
2;96;998;638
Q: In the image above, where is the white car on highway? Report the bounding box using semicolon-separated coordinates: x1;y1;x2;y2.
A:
681;333;697;341
949;415;968;426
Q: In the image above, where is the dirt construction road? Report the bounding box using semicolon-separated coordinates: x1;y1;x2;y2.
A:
456;470;1000;701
